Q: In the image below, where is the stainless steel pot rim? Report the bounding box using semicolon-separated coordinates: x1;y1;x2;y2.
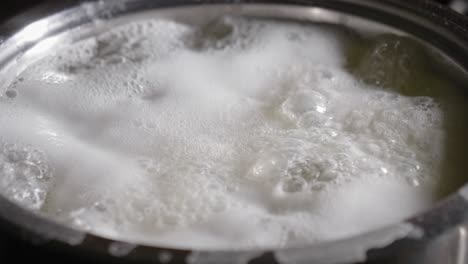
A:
1;1;468;263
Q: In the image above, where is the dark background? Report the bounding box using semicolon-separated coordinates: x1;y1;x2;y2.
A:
1;0;44;22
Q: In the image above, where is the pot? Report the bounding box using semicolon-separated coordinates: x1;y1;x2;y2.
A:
0;1;468;263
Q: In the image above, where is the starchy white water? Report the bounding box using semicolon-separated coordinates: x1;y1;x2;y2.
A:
0;17;444;249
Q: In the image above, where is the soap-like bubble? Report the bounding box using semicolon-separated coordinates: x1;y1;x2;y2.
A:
0;17;446;250
0;142;53;210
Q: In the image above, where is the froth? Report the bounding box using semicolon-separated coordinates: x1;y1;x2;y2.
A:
0;17;444;249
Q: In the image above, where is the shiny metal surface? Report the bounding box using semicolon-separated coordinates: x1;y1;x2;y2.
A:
1;1;468;263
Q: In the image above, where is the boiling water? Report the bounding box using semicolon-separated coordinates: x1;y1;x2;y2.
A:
0;17;466;249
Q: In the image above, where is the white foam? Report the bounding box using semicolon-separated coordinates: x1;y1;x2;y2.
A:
0;17;444;249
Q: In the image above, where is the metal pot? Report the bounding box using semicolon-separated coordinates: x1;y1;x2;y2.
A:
1;1;468;263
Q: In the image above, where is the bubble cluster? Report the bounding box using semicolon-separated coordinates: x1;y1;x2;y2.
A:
0;142;52;210
0;17;446;249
